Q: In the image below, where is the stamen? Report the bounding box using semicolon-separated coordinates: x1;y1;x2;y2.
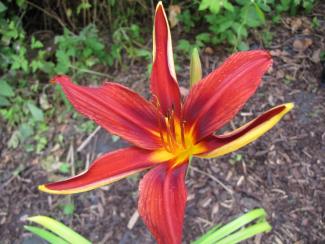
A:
153;95;170;152
181;121;186;148
169;108;176;140
180;103;186;148
165;117;176;152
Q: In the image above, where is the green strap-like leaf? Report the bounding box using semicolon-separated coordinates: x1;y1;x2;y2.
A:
193;208;271;244
28;216;91;244
215;222;271;244
24;226;69;244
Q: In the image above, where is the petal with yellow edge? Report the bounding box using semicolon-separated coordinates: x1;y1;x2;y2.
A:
38;147;167;195
196;103;294;158
51;75;162;150
183;50;272;142
138;163;188;244
151;2;181;116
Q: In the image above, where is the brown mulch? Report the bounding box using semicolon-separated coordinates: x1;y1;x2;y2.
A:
1;3;325;244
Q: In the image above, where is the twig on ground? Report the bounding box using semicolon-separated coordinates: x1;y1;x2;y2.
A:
127;210;139;230
67;142;75;176
77;126;101;152
189;166;234;195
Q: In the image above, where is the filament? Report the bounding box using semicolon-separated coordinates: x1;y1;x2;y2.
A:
153;95;170;152
180;104;186;148
169;108;176;139
153;97;189;154
165;117;176;152
180;121;186;148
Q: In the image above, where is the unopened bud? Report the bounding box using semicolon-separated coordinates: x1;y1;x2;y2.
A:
190;47;202;87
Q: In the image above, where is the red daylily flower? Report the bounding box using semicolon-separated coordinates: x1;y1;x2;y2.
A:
39;2;293;243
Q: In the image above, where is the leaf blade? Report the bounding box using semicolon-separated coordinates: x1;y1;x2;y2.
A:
27;102;44;121
0;80;14;97
24;225;69;244
193;208;270;244
28;216;91;244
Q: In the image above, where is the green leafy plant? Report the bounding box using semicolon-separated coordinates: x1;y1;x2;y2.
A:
25;209;271;243
274;0;315;19
25;216;91;244
202;0;265;50
54;25;111;75
175;0;315;52
193;208;272;244
0;79;14;107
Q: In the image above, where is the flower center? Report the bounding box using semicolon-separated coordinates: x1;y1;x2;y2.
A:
160;114;195;165
152;98;199;166
160;111;187;152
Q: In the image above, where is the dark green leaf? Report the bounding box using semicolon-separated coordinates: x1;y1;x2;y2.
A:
27;102;44;121
238;41;249;51
31;36;44;49
241;3;265;27
0;80;14;97
224;1;235;12
0;96;10;106
19;123;34;140
0;1;7;12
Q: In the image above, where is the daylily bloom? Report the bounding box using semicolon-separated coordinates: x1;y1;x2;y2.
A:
39;2;293;243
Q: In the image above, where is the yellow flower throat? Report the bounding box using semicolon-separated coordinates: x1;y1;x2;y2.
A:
152;106;205;167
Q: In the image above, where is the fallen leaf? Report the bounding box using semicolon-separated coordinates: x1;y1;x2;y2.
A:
290;18;302;32
293;38;312;52
168;5;181;28
270;49;289;57
311;49;321;63
204;47;214;55
40;93;51;110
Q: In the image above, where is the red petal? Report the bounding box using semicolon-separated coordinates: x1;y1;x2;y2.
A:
52;75;161;150
138;163;188;244
151;2;181;116
196;103;294;158
39;147;160;194
183;50;272;142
